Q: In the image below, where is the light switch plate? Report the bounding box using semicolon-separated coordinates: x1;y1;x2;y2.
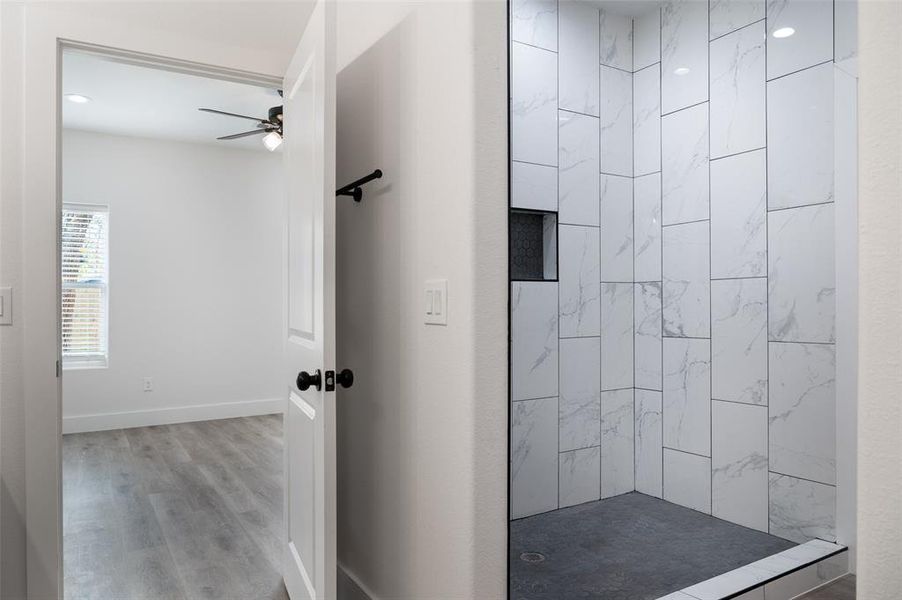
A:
0;287;11;325
424;279;448;325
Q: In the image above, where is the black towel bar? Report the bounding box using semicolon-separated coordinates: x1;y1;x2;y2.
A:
335;169;383;202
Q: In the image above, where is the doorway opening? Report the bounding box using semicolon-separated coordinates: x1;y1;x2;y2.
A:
60;47;289;600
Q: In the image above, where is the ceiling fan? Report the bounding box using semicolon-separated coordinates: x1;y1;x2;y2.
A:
198;103;284;151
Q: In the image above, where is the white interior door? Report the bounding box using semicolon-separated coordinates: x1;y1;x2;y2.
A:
281;0;337;598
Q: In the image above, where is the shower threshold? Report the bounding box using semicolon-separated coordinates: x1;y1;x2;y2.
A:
510;492;798;600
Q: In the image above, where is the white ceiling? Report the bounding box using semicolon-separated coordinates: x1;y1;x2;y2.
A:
62;51;283;151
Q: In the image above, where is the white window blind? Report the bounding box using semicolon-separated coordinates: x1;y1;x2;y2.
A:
61;204;109;366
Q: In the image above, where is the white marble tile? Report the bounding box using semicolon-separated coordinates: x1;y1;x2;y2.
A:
511;397;559;518
601;389;635;498
559;446;600;507
600;11;633;71
661;0;709;114
512;42;558;167
710;22;766;158
635;282;663;391
633;7;661;71
559;225;601;337
768;203;835;343
712;278;767;406
662;103;709;225
600;66;633;176
834;0;857;68
512;161;558;212
634;173;662;282
769;342;836;485
559;337;601;452
601;282;633;390
766;0;833;80
663;337;711;456
769;473;836;543
710;0;764;40
663;448;711;514
559;110;601;225
511;0;558;51
711;149;767;278
712;400;768;531
763;549;848;600
543;214;558;279
663;220;710;338
634;64;662;177
512;282;559;401
767;62;834;211
635;389;663;497
600;175;633;282
560;0;600;116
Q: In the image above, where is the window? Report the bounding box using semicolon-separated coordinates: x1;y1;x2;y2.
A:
61;204;109;367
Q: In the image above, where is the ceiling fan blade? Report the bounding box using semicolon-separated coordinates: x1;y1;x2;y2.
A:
199;108;267;124
217;129;270;140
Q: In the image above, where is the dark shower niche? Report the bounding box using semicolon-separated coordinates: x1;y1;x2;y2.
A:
510;209;557;281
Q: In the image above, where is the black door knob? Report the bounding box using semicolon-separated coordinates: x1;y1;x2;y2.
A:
336;369;354;388
296;369;322;391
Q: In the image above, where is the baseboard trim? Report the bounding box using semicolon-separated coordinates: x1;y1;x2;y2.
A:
338;563;379;600
62;397;284;434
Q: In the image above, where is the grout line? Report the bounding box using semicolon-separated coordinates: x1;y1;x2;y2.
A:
768;339;836;346
663;446;711;460
766;59;835;84
559;107;600;119
707;0;714;516
511;39;558;55
708;17;767;44
710;145;767;162
711;275;767;282
512;158;558;169
662;217;710;228
766;200;835;214
661;99;709;118
768;470;838;488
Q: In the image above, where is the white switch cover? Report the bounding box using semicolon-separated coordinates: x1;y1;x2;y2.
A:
0;287;11;325
424;279;448;325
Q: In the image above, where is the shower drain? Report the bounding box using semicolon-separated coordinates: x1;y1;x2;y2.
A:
519;551;546;563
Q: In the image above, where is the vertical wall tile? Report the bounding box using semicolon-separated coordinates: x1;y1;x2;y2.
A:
663;220;710;338
634;64;662;177
834;0;858;67
559;225;601;337
601;282;634;390
635;389;663;497
559;337;601;452
769;473;836;543
559;0;600;116
559;446;601;507
600;66;633;176
512;0;558;51
600;11;633;71
766;0;833;80
512;43;558;167
664;448;712;514
709;0;764;40
710;22;766;158
512;397;559;518
634;173;663;281
600;175;634;282
711;149;766;278
661;0;709;114
767;62;834;210
768;203;835;343
770;342;836;485
663;337;711;457
712;400;768;531
635;282;663;391
712;278;767;406
543;214;558;279
512;161;558;212
512;282;559;401
559;111;601;225
634;7;661;71
601;389;635;498
662;103;709;225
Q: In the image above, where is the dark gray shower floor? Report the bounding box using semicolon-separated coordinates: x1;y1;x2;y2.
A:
510;492;796;600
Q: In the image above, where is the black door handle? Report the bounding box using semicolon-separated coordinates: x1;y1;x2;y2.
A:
336;369;354;389
296;369;322;391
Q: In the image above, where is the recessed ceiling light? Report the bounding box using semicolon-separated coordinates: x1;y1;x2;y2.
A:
773;27;795;39
65;94;92;104
674;67;690;76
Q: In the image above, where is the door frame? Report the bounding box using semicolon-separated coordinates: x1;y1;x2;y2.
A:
30;37;284;598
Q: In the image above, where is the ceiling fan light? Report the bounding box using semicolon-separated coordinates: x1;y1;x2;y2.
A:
262;131;283;152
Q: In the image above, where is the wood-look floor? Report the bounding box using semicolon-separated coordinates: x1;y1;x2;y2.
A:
63;415;288;600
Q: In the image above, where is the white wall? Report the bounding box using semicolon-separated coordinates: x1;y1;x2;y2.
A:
60;129;283;433
858;2;902;597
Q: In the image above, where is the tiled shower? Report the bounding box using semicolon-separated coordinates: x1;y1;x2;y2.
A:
509;0;857;573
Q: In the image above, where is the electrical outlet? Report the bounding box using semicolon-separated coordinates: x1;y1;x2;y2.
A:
143;377;153;392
